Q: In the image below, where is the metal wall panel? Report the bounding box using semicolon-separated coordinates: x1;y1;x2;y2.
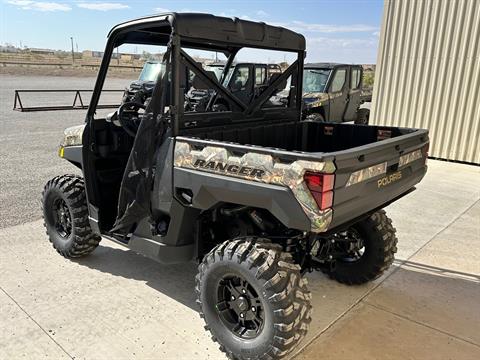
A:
371;0;480;164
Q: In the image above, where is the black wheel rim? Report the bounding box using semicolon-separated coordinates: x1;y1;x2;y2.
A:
337;229;365;263
52;198;72;238
216;274;265;339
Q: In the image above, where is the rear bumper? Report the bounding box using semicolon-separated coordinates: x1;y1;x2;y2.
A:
330;161;427;228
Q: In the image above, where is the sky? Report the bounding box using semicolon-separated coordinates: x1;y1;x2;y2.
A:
0;0;384;63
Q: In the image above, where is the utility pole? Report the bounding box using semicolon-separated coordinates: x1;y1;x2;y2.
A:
70;37;74;64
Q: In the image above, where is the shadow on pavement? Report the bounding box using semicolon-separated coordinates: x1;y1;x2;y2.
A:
73;244;200;310
73;241;480;356
295;264;480;359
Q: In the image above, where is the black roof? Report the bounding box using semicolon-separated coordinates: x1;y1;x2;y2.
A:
108;13;305;52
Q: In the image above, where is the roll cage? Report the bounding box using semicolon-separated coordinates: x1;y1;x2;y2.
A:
82;13;306;233
87;13;306;133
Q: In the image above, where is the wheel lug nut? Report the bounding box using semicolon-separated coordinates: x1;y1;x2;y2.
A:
251;307;256;312
231;296;235;301
242;289;246;294
240;313;244;318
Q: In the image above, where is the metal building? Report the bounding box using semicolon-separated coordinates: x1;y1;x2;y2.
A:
371;0;480;164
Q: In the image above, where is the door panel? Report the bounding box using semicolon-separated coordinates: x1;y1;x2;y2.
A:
344;67;363;121
228;64;254;104
327;68;348;122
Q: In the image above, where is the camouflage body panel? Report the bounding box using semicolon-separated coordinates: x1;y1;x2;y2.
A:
303;92;329;109
62;124;85;147
174;140;336;233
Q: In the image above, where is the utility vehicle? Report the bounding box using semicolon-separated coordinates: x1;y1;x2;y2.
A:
302;63;372;124
186;62;283;112
125;60;283;113
42;13;428;360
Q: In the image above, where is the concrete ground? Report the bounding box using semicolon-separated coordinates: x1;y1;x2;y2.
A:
1;75;479;359
0;160;478;359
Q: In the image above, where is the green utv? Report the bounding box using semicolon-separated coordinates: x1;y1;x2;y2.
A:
302;63;372;124
42;13;429;359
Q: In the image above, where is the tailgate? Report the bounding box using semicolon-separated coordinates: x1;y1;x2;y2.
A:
329;129;429;229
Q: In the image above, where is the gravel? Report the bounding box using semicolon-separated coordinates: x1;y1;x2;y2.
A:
0;74;135;228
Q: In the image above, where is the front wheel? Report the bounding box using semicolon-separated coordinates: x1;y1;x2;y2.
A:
196;237;311;359
328;210;397;285
42;175;101;258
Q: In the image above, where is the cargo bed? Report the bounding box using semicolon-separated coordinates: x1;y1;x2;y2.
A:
179;121;429;232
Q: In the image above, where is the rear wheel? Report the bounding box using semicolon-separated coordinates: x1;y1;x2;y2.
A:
196;237;311;359
355;108;370;124
42;175;101;258
328;210;397;285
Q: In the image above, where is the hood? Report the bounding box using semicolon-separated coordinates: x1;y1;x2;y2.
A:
129;80;156;92
302;92;329;109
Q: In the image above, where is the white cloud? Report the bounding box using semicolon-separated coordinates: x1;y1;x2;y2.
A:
289;21;378;33
7;0;71;11
77;2;129;11
256;10;268;17
308;36;377;48
153;7;170;13
305;36;379;63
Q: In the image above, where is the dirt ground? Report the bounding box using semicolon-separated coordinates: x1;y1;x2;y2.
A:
0;64;140;78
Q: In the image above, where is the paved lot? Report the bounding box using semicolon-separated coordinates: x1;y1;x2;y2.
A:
0;160;478;359
0;74;133;229
1;75;479;359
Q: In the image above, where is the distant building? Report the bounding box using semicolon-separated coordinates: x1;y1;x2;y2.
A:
27;48;55;55
0;44;21;53
83;50;104;58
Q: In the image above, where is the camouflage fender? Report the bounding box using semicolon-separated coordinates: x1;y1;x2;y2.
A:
61;124;85;147
174;140;336;233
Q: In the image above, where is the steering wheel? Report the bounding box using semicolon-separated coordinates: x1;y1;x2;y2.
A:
117;101;146;137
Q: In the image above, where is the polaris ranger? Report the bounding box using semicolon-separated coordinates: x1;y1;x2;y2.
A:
124;60;282;113
42;13;429;360
187;62;283;112
302;63;372;124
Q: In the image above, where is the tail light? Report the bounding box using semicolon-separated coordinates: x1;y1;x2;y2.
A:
304;172;335;210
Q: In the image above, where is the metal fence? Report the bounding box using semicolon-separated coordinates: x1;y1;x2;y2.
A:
13;89;123;112
371;0;480;164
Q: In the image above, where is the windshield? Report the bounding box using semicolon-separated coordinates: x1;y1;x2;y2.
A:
303;69;331;93
204;65;224;80
223;67;235;86
138;62;164;82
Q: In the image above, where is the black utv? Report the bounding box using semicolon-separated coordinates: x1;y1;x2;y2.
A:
42;13;429;360
187;62;284;112
124;60;283;113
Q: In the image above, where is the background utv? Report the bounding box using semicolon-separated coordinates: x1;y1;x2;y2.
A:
42;13;429;360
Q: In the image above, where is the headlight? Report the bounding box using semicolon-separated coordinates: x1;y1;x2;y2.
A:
62;124;85;147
